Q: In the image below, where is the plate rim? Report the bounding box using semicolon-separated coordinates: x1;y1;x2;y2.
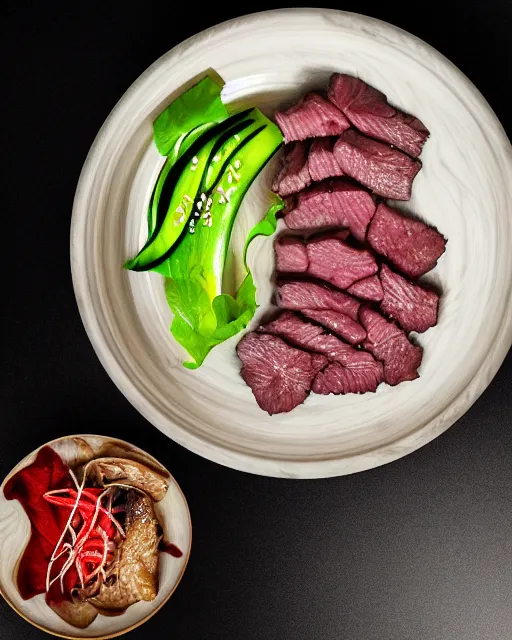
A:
0;434;192;639
70;8;512;479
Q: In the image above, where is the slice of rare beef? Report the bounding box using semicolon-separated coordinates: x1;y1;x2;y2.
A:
347;275;384;302
306;235;378;289
328;73;429;157
276;280;361;321
333;130;421;200
284;178;376;242
359;307;423;385
275;92;350;143
262;310;324;345
379;264;439;333
367;203;447;278
308;137;343;182
312;362;382;395
262;311;383;394
274;236;308;273
272;142;311;196
237;332;327;415
302;309;366;344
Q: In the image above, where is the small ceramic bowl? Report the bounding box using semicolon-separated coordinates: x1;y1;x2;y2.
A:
0;435;191;639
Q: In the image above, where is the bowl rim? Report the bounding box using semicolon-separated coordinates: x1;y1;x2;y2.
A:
70;8;512;479
0;434;192;640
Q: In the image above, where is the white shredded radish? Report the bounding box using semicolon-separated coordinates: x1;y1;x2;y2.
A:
46;462;92;593
68;468;80;491
55;488;110;590
45;465;130;597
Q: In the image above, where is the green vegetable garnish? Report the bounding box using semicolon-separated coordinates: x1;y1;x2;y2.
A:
152;110;278;278
148;74;232;234
153;74;229;158
127;110;255;272
125;71;284;367
166;196;284;368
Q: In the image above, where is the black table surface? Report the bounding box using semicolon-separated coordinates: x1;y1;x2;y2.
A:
2;3;512;639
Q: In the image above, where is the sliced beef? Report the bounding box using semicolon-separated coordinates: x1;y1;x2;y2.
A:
237;332;327;415
302;308;366;344
284;178;376;242
379;264;439;333
263;312;368;367
285;182;332;229
367;203;447;278
333;130;421;201
328;73;429;157
308;137;343;181
262;311;383;394
306;235;378;289
275;92;350;143
272;142;311;196
328;181;376;242
263;311;324;346
347;275;383;302
276;280;360;321
312;362;382;395
359;307;423;386
274;236;308;273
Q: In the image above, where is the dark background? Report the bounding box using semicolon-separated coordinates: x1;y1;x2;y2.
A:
2;2;511;639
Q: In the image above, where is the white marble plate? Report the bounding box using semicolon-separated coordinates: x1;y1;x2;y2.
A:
0;435;191;638
70;9;512;478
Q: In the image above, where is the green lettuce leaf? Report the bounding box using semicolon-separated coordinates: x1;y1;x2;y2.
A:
165;195;284;368
242;198;283;269
153;74;229;157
